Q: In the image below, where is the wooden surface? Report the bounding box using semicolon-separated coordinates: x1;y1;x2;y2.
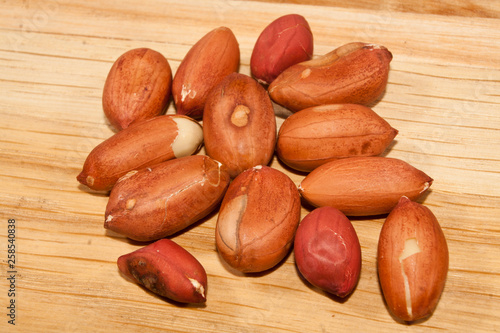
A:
1;0;499;332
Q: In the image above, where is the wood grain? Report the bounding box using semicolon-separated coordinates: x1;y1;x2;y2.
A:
253;0;500;18
1;0;499;332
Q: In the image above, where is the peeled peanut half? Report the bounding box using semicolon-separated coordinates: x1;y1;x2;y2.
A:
77;115;203;191
378;196;449;322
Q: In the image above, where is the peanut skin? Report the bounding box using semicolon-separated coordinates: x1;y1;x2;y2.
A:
378;196;449;322
299;157;433;216
172;27;240;119
276;104;398;172
77;115;203;191
203;73;276;178
117;239;207;303
294;206;361;298
269;42;392;112
250;14;313;85
105;155;230;241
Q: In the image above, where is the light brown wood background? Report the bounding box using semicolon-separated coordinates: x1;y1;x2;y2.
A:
1;0;499;332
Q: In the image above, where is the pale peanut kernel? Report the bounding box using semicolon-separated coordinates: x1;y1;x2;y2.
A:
118;170;138;183
399;238;422;319
86;175;94;186
188;278;205;298
171;117;203;158
301;68;311;79
181;83;197;102
126;199;136;210
217;194;248;251
421;181;431;194
231;105;251;127
364;43;384;50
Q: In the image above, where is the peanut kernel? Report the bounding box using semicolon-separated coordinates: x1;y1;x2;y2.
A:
86;175;94;186
231;105;251;127
300;68;311;79
126;199;137;210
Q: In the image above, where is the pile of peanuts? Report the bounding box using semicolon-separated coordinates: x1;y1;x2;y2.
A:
78;14;448;323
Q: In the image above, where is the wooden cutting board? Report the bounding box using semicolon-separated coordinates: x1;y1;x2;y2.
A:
1;1;499;332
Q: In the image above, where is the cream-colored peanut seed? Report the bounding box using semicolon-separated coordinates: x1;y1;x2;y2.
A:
86;175;94;186
231;105;251;127
365;43;384;50
217;194;248;250
206;160;224;187
301;68;311;79
399;238;422;319
421;182;431;194
126;198;136;210
188;278;205;298
118;170;138;183
171;117;203;158
180;83;197;102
